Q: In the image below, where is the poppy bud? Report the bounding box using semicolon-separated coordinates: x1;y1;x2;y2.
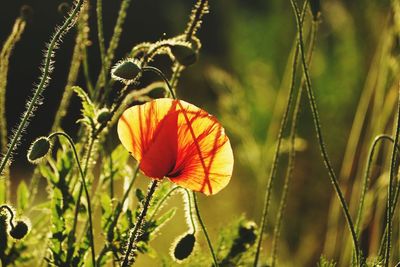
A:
171;233;196;262
9;220;29;240
96;108;112;124
238;221;257;244
309;0;321;21
170;43;198;66
27;137;51;164
20;5;34;21
111;59;142;83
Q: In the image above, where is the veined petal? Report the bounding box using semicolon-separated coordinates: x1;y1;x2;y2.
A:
117;98;234;195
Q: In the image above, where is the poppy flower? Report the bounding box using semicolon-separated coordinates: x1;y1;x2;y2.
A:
117;98;233;195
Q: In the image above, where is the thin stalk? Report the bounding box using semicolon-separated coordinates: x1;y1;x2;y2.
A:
121;180;159;267
0;17;26;202
0;0;84;177
384;83;400;266
96;0;107;93
271;21;319;267
184;189;197;234
96;164;140;266
48;132;95;266
148;186;180;221
289;0;360;263
253;2;307;266
192;192;218;266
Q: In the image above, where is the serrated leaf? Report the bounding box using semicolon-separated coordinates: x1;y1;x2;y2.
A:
17;181;29;212
72;86;96;121
153;207;176;235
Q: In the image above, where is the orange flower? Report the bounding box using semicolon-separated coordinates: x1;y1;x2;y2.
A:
117;98;233;195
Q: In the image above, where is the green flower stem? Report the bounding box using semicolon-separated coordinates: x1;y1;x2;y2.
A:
148;186;180;221
96;164;140;266
121;180;159;267
253;2;307;266
48;132;96;266
185;189;197;234
142;66;177;99
271;20;319;267
0;0;84;177
192;192;218;266
385;84;400;267
0;17;26;203
289;0;360;264
96;0;107;93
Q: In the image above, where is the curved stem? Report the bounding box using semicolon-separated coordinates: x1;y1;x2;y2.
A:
0;205;15;228
148;186;180;221
192;192;218;266
48;132;96;266
385;83;400;266
142;66;177;99
121;180;158;267
253;2;306;266
289;0;360;264
185;189;197;234
271;20;319;267
0;0;84;177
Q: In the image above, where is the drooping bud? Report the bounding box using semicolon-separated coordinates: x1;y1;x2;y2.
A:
96;108;112;124
309;0;321;21
111;58;142;84
170;42;198;66
27;136;51;164
9;220;29;240
171;233;196;262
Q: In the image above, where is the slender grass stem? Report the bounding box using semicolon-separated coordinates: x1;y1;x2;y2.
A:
96;0;107;93
289;0;360;264
48;132;96;267
192;192;218;266
0;17;26;203
121;180;159;267
271;21;319;267
0;0;84;177
253;2;307;266
384;83;400;266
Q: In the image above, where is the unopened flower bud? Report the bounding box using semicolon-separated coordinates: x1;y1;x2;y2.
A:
111;59;142;83
96;108;112;124
9;220;29;240
170;43;198;66
27;137;51;163
171;233;196;262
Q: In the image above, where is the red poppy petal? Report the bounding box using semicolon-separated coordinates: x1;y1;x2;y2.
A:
117;98;234;195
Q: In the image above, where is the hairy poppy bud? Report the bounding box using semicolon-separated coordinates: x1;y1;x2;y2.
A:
96;108;112;124
238;221;257;244
309;0;321;21
9;220;29;240
111;59;142;84
27;137;51;164
171;233;196;262
170;43;198;66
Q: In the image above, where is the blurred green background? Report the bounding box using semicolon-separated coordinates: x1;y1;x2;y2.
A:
0;0;394;265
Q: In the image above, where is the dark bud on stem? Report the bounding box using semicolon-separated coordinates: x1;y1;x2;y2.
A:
20;5;34;21
27;136;51;164
96;108;112;124
58;2;71;16
111;59;142;84
172;233;196;262
309;0;321;21
170;43;198;67
9;220;29;240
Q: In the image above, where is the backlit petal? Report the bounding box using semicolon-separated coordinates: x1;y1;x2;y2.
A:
117;98;234;195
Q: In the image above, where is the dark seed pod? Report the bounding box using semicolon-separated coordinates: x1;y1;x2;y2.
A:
170;43;198;66
111;59;142;83
238;221;257;244
172;233;196;261
9;220;29;240
27;136;51;163
96;108;112;124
